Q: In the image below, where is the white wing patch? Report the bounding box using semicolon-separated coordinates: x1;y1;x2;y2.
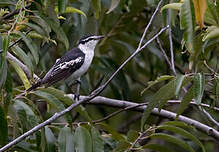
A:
53;57;83;71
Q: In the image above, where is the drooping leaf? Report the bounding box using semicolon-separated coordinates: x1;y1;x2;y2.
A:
91;126;104;152
11;45;33;75
180;0;196;43
74;126;92;152
157;125;206;152
24;22;46;36
107;0;120;14
91;0;101;19
163;121;195;130
17;31;39;64
175;75;186;98
193;73;205;105
161;3;182;12
141;79;176;130
203;26;219;41
127;130;139;142
176;86;194;116
54;6;87;17
149;133;195;152
0;106;8;146
58;126;75;152
45;126;56;152
192;0;207;29
58;0;68;14
114;141;131;152
0;60;7;89
13;99;39;130
141;75;174;95
8;59;30;90
2;35;10;60
206;0;219;25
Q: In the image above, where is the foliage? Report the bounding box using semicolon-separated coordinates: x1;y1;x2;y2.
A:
0;0;218;151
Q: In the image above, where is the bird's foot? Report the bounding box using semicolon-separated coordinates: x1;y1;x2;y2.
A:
74;93;80;101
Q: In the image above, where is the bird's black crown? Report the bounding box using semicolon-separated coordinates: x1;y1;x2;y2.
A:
79;34;95;44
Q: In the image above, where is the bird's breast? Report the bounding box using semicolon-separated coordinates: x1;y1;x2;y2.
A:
72;51;94;79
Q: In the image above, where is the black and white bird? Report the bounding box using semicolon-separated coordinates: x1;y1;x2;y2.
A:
27;35;104;92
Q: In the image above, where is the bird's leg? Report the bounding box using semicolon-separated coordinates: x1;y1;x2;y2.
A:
74;77;81;101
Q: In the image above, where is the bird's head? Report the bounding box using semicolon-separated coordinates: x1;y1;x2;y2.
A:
78;35;104;52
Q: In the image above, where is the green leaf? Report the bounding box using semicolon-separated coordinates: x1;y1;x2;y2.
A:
203;26;219;41
141;75;174;95
163;121;195;130
18;31;39;64
161;3;182;12
107;0;120;14
54;6;87;17
33;90;72;124
177;86;194;116
58;0;68;14
29;15;51;37
45;126;56;152
0;106;8;146
2;35;10;59
194;73;205;105
24;22;46;37
74;126;92;152
99;123;125;141
158;125;206;152
142;143;175;152
91;0;101;19
127;130;139;142
141;79;176;130
0;60;7;89
11;45;33;75
58;126;75;152
114;141;131;152
180;0;196;43
149;133;195;152
8;59;30;90
206;0;219;25
175;75;186;98
91;127;104;152
13;100;39;130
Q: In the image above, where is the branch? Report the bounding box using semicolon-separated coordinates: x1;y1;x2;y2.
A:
78;96;219;139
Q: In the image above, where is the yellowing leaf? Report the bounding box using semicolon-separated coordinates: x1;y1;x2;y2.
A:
8;59;30;89
192;0;207;29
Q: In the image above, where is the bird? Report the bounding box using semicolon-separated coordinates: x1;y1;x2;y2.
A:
27;35;104;92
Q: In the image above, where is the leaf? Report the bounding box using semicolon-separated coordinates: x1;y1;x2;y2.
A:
193;73;205;105
163;121;195;130
91;127;104;152
206;0;219;25
99;123;125;141
180;0;196;43
161;3;182;12
58;0;68;14
91;0;101;19
54;6;87;17
0;60;7;89
175;75;186;98
176;86;194;116
203;26;219;41
192;0;207;29
58;126;75;152
157;125;206;152
33;90;72;124
18;31;39;64
107;0;120;14
0;106;8;146
74;126;92;152
24;22;46;36
8;59;30;90
45;126;56;152
11;45;33;74
141;79;176;130
13;100;39;130
141;75;174;95
149;133;195;152
127;130;139;142
114;141;131;152
142;143;175;152
2;35;10;59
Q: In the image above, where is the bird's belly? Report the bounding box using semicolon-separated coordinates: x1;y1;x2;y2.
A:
72;51;94;79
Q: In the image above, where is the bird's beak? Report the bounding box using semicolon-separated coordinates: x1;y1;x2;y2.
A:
97;35;104;40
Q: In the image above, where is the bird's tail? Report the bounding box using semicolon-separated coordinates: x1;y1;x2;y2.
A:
27;80;42;92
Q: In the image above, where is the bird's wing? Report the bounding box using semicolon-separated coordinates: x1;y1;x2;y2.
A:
42;48;85;86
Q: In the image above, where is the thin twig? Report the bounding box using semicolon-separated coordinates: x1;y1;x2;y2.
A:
168;26;177;76
204;60;218;75
156;38;172;67
200;107;219;128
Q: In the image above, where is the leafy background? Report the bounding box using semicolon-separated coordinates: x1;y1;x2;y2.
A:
0;0;218;151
